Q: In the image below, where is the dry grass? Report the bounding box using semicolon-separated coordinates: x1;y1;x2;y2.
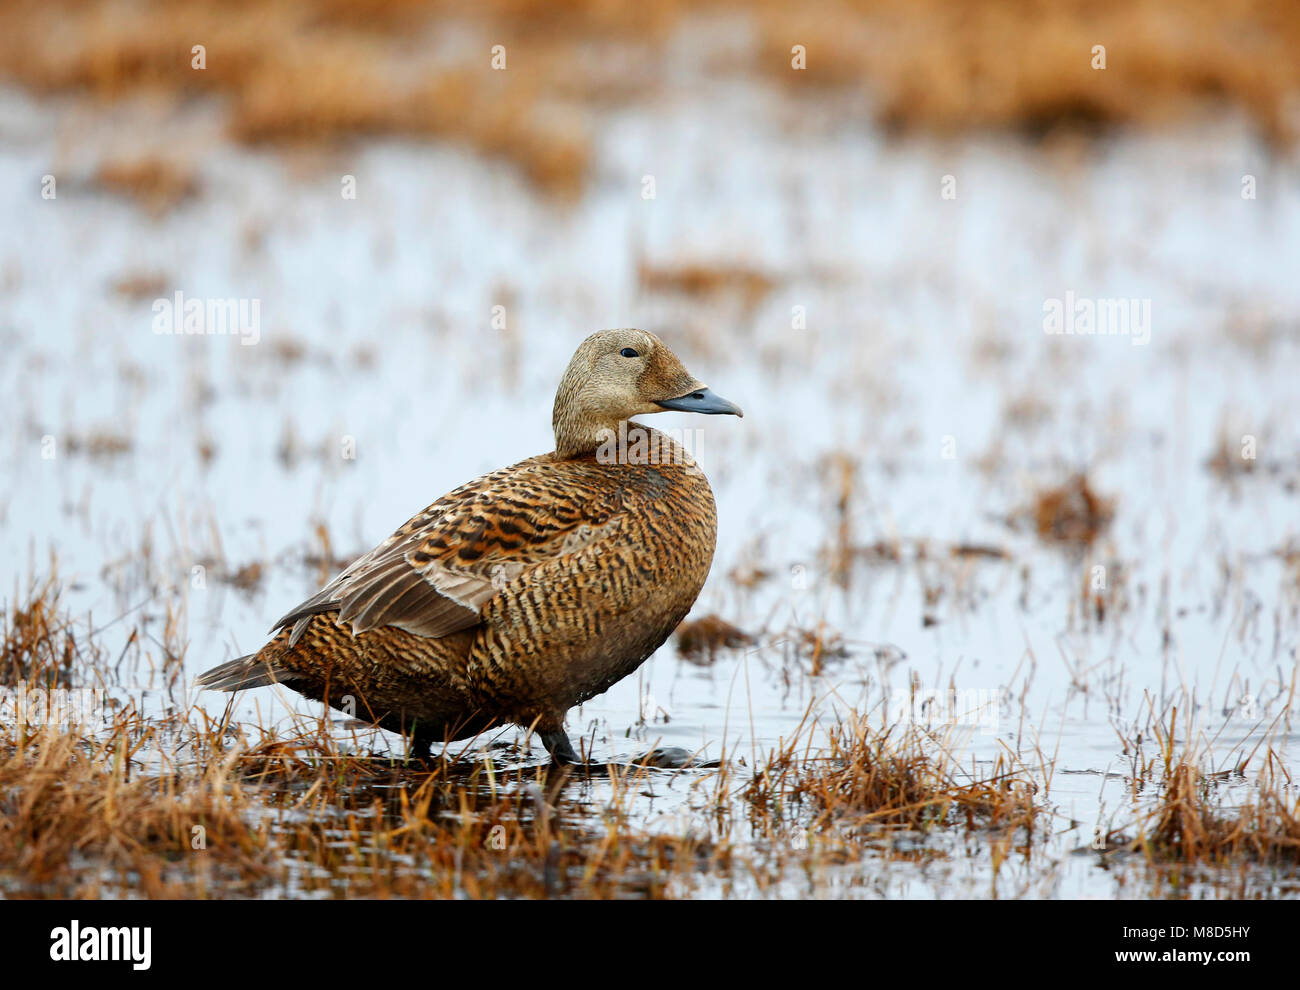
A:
4;571;1296;898
4;0;1291;204
1140;756;1300;867
64;429;135;459
218;561;265;593
0;0;594;197
92;157;200;216
1;575;80;689
1;715;276;898
233;733;740;899
0;578;733;897
950;543;1009;560
1205;423;1282;481
1207;437;1257;479
1123;708;1300;871
675;614;754;664
777;622;851;676
746;713;1040;840
110;270;171;301
821;452;859;586
0;573;1078;898
637;260;776;306
1029;473;1114;546
0;711;740;897
755;0;1300;144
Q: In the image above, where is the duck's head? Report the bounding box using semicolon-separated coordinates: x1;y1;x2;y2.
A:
552;329;743;459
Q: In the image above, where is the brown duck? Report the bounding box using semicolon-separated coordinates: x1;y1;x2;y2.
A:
198;329;742;763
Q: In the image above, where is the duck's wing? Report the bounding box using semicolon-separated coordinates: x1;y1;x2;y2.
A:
272;457;622;646
272;529;484;645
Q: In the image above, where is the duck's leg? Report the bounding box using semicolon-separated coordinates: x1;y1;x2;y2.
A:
532;712;582;764
540;728;582;764
534;719;692;769
408;734;433;761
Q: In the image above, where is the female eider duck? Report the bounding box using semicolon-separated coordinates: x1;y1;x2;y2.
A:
198;329;742;764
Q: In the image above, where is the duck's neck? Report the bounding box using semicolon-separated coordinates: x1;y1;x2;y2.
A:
552;375;620;459
553;419;696;469
552;414;622;460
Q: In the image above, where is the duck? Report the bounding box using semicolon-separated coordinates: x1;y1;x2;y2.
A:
197;329;742;763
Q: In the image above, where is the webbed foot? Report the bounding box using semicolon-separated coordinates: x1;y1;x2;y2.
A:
629;746;695;769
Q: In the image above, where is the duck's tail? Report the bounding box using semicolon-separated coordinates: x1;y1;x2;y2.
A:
195;653;294;692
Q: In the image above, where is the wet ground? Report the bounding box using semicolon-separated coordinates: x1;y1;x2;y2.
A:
3;73;1299;896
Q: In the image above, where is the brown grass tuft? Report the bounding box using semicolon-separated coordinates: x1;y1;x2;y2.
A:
1139;746;1300;868
0;1;592;197
675;614;755;664
1;576;81;689
111;271;171;301
1206;425;1271;480
747;714;1040;839
778;622;850;676
755;0;1300;144
1;717;276;897
65;429;134;459
0;576;735;898
637;260;776;304
1030;473;1114;546
92;157;200;217
2;0;1295;206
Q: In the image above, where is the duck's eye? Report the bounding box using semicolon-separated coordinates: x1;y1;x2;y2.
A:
620;347;640;358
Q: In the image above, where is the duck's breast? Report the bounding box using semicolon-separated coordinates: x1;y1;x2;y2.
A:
471;431;718;714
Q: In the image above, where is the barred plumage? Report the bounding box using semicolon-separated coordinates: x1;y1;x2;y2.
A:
197;329;742;762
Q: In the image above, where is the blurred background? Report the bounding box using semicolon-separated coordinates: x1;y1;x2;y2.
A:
2;0;1300;896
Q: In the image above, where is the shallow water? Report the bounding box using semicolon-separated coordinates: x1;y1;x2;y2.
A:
3;77;1299;896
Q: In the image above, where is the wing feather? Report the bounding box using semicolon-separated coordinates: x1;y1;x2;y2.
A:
270;456;624;647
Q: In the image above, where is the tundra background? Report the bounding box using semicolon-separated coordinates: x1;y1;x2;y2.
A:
0;0;1297;912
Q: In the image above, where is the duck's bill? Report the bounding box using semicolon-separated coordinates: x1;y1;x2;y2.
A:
655;388;744;418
